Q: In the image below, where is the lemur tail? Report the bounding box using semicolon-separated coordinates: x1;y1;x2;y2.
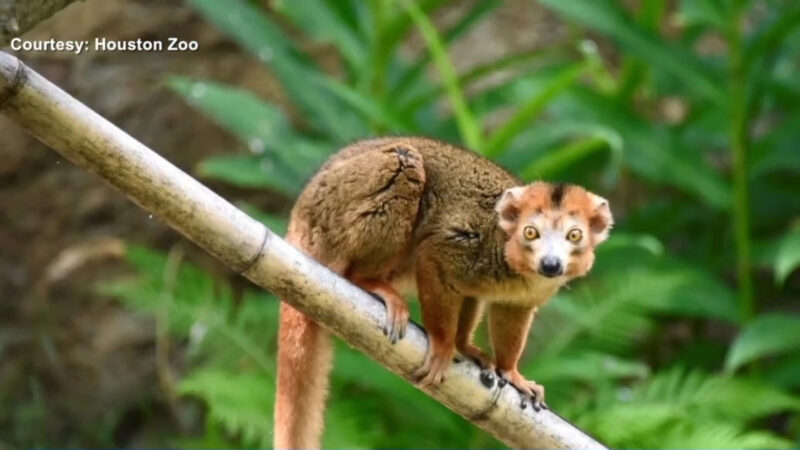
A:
273;231;334;449
274;302;332;449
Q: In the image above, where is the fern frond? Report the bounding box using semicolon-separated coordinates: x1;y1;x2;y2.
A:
330;344;475;447
537;240;738;357
525;351;649;385
99;245;280;373
574;368;800;448
539;268;686;356
178;369;275;448
636;368;800;422
657;422;794;449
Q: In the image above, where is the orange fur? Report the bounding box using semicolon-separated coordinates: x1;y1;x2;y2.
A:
274;227;341;449
413;245;463;385
274;138;613;446
455;297;492;368
275;302;333;449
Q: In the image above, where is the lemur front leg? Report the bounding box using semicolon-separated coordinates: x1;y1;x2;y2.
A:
455;296;492;369
489;303;546;411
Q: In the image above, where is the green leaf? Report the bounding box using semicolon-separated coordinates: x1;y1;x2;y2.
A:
167;77;290;143
99;245;278;371
323;0;371;37
540;0;724;104
658;269;740;323
168;78;289;155
237;202;289;236
197;155;300;195
98;246;223;333
167;76;332;184
601;233;664;256
725;313;800;373
330;344;472;448
538;240;740;356
765;355;800;390
468;63;571;115
391;0;502;102
677;0;728;29
557;90;731;209
660;423;794;449
530;351;650;384
395;0;483;150
484;61;589;157
380;0;450;57
313;75;411;131
750;112;800;177
577;368;800;448
520;136;610;181
400;48;571;115
273;0;368;73
187;0;366;140
651;370;800;421
178;369;275;448
743;5;800;74
775;227;800;284
494;119;623;185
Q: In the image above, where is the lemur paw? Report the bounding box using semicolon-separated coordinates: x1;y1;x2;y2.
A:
454;344;494;370
497;369;547;412
414;351;450;386
370;292;409;345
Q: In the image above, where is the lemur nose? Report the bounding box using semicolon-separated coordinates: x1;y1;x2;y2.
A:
539;256;563;277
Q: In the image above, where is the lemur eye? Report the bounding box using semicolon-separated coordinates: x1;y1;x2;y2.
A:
567;228;583;243
523;226;539;240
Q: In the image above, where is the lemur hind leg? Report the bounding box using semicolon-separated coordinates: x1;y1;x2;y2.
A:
350;278;409;344
276;144;426;448
296;143;426;343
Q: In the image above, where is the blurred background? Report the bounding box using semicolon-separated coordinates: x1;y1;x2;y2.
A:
1;0;799;447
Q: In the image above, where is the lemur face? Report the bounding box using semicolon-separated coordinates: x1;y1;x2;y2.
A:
496;182;613;281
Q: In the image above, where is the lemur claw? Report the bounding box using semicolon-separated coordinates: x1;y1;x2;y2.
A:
497;369;546;413
371;292;408;345
529;391;546;412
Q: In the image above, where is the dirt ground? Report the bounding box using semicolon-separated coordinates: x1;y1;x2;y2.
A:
0;0;560;446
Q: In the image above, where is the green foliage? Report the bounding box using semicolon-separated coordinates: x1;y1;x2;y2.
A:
396;0;483;149
484;60;592;157
539;0;725;103
100;246;498;448
187;0;366;141
178;370;275;448
104;239;798;447
775;227;800;284
726;314;800;373
574;368;799;448
166;77;328;195
102;0;800;447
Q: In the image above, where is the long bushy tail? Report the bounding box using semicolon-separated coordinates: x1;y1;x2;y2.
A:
274;302;333;449
274;227;335;449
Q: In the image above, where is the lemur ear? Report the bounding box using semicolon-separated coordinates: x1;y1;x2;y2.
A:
495;186;526;235
588;193;613;244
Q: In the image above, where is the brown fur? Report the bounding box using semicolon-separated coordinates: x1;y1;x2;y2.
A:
275;137;612;448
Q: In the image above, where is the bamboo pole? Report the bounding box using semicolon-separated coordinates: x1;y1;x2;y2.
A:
0;50;605;449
